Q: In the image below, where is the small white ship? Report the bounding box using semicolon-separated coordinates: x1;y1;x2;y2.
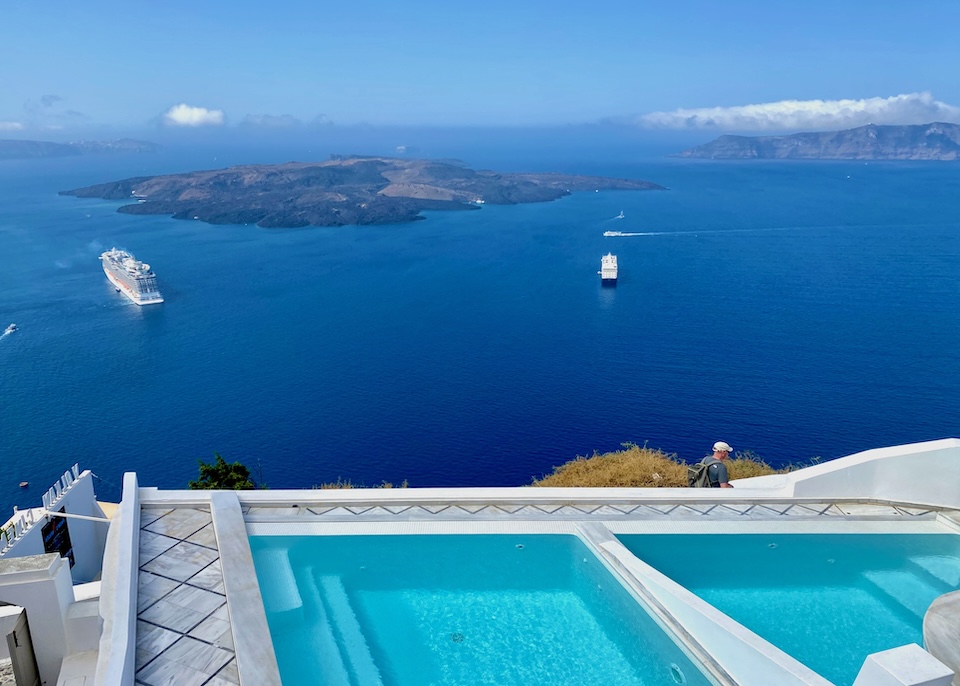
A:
603;231;624;237
4;323;17;335
616;210;625;219
100;248;164;306
598;253;618;284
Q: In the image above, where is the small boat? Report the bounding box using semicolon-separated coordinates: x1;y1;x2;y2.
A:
616;210;625;219
603;231;624;237
4;323;17;334
598;253;618;284
19;481;28;488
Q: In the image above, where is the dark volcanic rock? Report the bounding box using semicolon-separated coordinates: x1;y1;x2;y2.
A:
676;122;960;160
60;156;665;228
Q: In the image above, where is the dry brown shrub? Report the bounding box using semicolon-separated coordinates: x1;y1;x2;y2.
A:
727;455;782;480
314;478;409;489
533;444;783;487
533;444;688;487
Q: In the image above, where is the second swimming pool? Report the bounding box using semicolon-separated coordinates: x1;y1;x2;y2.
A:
618;533;960;686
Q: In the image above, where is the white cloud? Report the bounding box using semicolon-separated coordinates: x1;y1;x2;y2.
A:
636;92;960;131
162;103;225;127
0;121;24;131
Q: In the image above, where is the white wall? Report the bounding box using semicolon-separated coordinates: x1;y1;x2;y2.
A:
0;554;76;686
734;438;960;508
94;472;140;686
0;468;109;583
0;604;24;661
576;522;834;686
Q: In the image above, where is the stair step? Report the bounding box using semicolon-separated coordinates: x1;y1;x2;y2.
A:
863;570;944;618
318;575;383;686
909;555;960;588
293;566;351;686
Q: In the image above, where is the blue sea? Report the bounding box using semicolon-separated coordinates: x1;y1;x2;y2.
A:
2;141;960;505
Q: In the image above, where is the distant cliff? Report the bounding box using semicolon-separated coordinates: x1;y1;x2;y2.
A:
676;122;960;160
0;138;161;160
60;156;665;228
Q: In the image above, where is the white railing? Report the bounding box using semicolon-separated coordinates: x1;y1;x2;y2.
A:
0;464;81;555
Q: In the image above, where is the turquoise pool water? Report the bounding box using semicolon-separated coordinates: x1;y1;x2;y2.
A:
250;534;713;686
618;534;960;686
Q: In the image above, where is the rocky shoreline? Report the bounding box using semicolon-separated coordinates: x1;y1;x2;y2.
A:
677;122;960;160
60;156;665;228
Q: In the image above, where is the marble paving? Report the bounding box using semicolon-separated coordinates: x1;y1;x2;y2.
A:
135;507;238;686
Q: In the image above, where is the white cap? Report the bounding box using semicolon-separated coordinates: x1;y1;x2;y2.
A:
713;441;733;453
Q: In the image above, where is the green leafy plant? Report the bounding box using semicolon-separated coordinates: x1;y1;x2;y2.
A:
188;453;255;490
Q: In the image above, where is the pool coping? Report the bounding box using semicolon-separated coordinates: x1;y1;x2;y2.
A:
210;491;282;686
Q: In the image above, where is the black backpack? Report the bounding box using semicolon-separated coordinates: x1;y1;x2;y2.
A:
687;458;718;488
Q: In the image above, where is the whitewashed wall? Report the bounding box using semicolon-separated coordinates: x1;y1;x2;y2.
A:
0;468;109;583
733;438;960;508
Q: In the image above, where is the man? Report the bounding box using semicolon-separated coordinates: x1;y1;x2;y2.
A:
701;441;734;488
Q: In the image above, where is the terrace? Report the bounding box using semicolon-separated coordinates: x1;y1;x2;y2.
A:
4;439;960;685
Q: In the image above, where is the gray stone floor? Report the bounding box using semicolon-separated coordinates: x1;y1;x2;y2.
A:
135;507;238;686
0;659;14;686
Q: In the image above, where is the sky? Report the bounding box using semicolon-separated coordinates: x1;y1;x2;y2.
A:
2;0;960;137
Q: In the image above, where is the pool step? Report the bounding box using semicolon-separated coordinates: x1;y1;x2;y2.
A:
863;570;945;618
258;547;303;615
294;566;351;686
908;556;960;589
318;575;384;686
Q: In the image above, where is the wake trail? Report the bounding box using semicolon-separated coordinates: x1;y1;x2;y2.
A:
603;221;955;238
605;225;846;238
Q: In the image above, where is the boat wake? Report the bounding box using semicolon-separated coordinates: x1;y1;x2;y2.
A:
603;225;833;238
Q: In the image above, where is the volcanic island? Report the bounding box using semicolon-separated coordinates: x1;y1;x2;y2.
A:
60;155;666;228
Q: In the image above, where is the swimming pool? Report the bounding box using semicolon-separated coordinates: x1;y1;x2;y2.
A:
250;534;716;686
617;533;960;686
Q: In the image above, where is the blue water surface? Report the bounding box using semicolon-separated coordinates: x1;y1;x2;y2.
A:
249;534;712;686
619;533;960;686
1;146;960;503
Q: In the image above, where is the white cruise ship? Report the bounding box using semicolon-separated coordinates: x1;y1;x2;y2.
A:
598;253;618;284
100;248;164;305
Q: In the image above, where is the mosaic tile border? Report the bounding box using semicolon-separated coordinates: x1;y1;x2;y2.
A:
242;500;939;522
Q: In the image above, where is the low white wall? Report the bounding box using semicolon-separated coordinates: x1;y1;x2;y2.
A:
0;468;109;583
0;604;23;661
0;554;76;686
94;472;140;686
577;523;834;686
734;438;960;508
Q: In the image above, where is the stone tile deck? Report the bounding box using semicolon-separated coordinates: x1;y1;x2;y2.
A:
135;506;238;686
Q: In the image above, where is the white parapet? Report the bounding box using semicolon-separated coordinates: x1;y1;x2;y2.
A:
733;438;960;509
853;643;954;686
94;472;140;686
0;554;75;686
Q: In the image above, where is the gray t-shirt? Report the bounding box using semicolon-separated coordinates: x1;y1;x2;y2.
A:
701;456;729;487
